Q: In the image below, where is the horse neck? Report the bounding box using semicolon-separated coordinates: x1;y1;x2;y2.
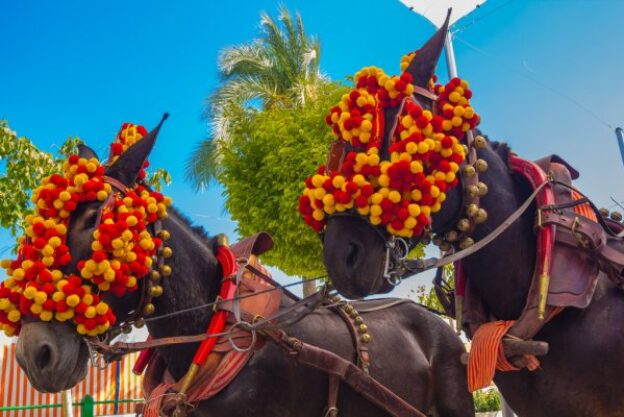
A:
437;144;537;320
144;209;222;378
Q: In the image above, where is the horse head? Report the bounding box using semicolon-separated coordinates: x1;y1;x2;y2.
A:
10;117;170;392
306;12;481;299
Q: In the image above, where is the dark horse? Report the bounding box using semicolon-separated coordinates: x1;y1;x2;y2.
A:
13;120;474;416
322;17;624;417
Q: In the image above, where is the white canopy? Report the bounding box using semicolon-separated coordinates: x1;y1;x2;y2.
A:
398;0;487;28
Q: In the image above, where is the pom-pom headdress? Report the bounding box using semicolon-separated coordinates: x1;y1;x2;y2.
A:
0;122;172;337
299;15;480;238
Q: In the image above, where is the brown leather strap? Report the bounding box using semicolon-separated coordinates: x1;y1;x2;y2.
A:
264;330;427;417
331;303;371;373
326;375;340;417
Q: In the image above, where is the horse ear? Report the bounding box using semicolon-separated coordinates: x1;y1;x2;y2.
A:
77;144;99;161
105;113;169;186
405;8;452;88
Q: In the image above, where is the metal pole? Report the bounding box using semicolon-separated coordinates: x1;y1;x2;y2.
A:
61;390;74;417
615;128;624;168
443;28;516;417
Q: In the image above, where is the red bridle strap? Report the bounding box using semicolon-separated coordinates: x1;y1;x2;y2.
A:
191;245;239;366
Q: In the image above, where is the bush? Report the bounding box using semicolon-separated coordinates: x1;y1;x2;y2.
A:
473;388;501;412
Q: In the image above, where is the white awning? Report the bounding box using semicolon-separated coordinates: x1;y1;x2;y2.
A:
398;0;487;28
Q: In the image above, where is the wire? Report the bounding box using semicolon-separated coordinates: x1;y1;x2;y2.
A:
453;36;615;131
142;274;328;323
453;0;519;34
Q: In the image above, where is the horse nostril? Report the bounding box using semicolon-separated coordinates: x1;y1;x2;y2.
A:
35;344;53;370
346;243;360;268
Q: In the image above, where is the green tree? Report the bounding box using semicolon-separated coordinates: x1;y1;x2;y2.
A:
187;6;324;189
217;82;348;277
0;121;82;236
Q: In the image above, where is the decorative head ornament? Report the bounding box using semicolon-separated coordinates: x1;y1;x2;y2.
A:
0;121;172;337
299;17;480;238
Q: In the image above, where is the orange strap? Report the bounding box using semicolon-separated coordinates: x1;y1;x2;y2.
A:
468;320;540;392
571;190;597;221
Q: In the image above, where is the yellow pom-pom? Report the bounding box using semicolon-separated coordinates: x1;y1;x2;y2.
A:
378;175;390;187
0;299;11;310
7;310;21;323
311;175;325;188
66;294;80;307
96;190;108;201
388;191;401;204
313;188;326;199
312;210;325;222
85;306;96;319
370;205;382;217
76;324;87;335
405;217;417;229
52;291;65;302
371;193;383;205
370;216;382;225
95;302;109;315
24;286;37;300
12;268;25;280
332;176;346;189
59;191;71;202
411;189;422;201
34;291;47;305
0;259;11;269
322;194;335;207
40;311;53;322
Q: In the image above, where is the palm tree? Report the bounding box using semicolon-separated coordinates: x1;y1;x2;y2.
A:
186;6;324;190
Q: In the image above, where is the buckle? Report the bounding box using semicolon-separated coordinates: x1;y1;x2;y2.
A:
212;295;223;313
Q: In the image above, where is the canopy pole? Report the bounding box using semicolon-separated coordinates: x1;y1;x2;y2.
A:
444;27;517;417
444;30;459;79
615;128;624;169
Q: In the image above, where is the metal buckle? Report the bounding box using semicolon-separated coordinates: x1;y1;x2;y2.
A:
227;321;257;353
85;338;108;370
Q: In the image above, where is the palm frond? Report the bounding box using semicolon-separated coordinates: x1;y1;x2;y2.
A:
185;138;221;191
218;42;271;79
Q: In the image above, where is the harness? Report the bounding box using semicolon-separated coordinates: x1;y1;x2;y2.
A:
86;232;428;417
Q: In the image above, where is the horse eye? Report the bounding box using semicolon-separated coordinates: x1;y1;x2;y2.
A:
83;210;99;229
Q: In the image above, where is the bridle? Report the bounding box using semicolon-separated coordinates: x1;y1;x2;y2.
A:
84;175;168;367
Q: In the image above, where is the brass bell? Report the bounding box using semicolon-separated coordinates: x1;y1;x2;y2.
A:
158;230;171;241
330;295;341;303
151;270;161;281
349;309;358;319
420;234;431;245
361;334;372;344
467;185;480;198
459;237;475;249
477;182;488;197
354;316;363;325
432;235;444;247
462;165;476;177
457;218;471;232
161;247;173;259
475;159;488;173
161;265;172;277
344;304;354;314
358;324;368;334
445;230;459;242
134;319;145;328
466;204;479;218
474;135;487;150
475;208;488;224
150;285;164;297
122;324;132;334
462;144;469;155
611;211;623;222
599;208;610;218
144;303;156;316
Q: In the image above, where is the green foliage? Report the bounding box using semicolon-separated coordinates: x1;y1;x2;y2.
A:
0;121;82;236
188;6;325;190
217;82;349;277
473;388;502;412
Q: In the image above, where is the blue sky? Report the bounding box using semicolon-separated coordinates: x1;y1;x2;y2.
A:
2;0;624;300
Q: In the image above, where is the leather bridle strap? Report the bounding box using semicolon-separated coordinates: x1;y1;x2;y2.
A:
401;180;550;277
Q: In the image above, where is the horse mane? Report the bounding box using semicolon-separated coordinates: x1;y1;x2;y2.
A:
167;206;219;251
